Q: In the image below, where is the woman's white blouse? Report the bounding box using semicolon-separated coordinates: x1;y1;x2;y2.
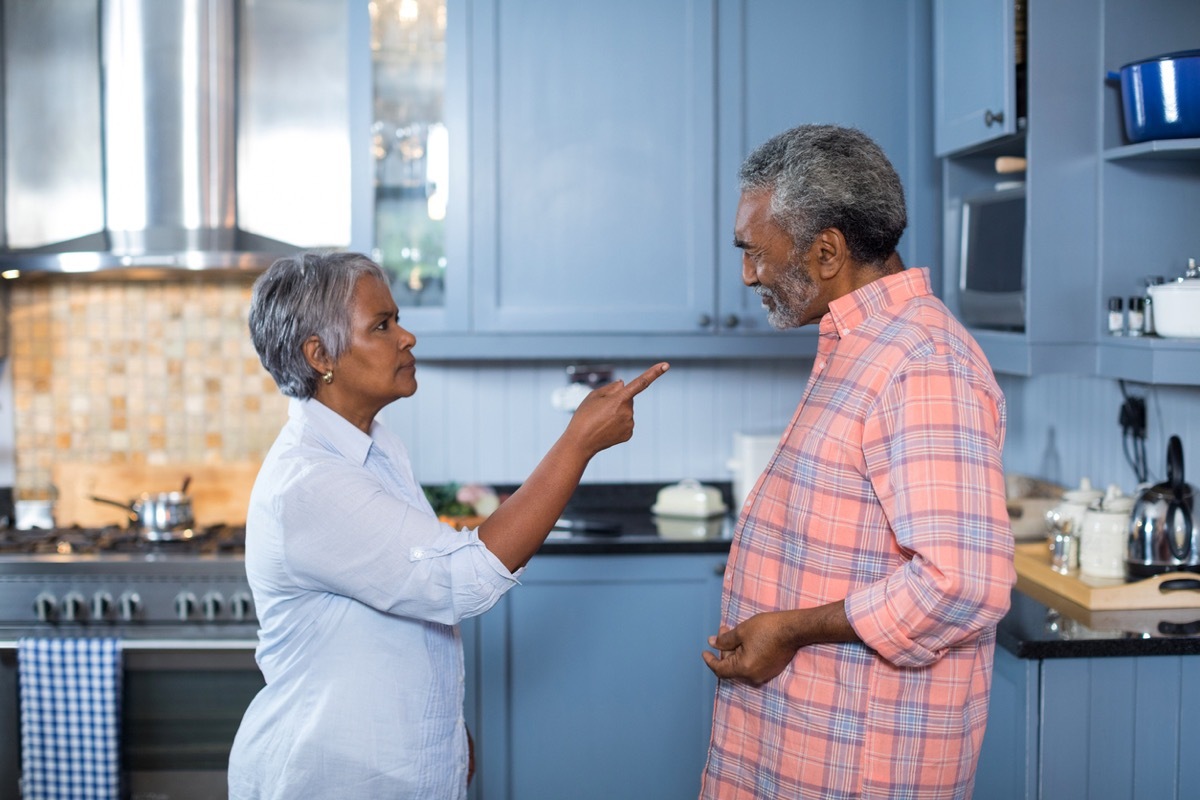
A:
228;398;520;800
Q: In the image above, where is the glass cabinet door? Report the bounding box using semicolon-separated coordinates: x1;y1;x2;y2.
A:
370;0;450;311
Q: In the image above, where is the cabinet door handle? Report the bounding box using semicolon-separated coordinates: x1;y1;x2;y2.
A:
714;562;726;576
722;314;740;329
984;109;1005;127
698;313;713;328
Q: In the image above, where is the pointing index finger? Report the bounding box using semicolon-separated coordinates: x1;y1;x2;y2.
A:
620;362;670;399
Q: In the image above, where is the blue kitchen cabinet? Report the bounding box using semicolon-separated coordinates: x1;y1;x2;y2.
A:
976;595;1200;800
468;0;718;337
936;0;1200;385
973;646;1042;800
467;553;726;800
933;0;1019;157
378;0;936;359
717;0;939;329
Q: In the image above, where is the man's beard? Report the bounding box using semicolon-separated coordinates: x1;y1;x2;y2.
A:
757;264;818;330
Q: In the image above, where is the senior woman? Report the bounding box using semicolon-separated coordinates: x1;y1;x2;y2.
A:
227;251;668;799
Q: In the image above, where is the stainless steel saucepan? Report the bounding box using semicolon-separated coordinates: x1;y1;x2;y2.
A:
91;476;197;541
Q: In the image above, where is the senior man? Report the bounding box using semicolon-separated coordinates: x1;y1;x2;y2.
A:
700;124;1015;800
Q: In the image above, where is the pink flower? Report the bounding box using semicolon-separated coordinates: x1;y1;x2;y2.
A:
456;483;500;516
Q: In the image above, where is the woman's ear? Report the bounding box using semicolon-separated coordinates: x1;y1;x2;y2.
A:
302;335;331;375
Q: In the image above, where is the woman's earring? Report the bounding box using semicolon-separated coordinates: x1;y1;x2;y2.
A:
322;370;334;385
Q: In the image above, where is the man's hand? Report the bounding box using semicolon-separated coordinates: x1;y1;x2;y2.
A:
703;601;860;685
701;613;802;685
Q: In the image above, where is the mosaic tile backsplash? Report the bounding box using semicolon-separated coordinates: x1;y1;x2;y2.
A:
10;279;288;499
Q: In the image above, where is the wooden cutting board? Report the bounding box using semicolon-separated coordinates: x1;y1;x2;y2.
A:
52;461;261;528
1013;541;1200;610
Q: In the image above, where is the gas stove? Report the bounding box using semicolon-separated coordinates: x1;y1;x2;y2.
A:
0;524;254;635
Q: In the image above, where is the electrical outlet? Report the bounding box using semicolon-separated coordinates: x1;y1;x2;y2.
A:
551;364;614;412
1119;397;1146;438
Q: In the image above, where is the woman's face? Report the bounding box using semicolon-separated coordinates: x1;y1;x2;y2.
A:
329;273;418;415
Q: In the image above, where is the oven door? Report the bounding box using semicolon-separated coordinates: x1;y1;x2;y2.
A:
0;631;263;800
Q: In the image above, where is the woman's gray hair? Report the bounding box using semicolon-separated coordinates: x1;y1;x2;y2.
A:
739;124;907;266
248;251;390;399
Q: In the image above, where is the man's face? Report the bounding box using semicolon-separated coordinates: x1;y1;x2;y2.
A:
733;188;821;330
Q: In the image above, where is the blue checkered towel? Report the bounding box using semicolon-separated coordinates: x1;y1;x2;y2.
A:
18;638;122;800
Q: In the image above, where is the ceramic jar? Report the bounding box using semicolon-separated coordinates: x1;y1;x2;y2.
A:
1079;484;1135;579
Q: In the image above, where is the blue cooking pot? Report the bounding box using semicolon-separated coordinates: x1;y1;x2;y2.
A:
1108;49;1200;143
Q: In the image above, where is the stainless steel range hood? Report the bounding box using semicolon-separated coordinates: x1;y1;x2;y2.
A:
0;0;354;278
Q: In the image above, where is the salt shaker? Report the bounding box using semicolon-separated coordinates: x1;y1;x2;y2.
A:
1106;296;1124;336
1126;297;1145;337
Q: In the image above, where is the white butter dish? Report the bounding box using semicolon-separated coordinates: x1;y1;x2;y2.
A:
651;479;728;519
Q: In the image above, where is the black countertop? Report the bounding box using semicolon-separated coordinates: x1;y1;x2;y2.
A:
528;482;735;555
999;583;1200;659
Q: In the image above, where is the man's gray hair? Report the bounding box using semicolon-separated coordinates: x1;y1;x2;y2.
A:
739;124;907;266
248;251;390;398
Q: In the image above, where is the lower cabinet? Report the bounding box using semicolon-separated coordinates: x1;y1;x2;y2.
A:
976;646;1200;799
464;552;727;800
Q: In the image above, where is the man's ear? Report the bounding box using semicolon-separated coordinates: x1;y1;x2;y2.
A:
813;228;849;280
302;335;331;375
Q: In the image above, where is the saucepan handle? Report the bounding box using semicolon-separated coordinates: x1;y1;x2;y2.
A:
90;495;134;511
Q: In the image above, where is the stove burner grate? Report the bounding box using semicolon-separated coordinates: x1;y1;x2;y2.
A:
0;524;246;556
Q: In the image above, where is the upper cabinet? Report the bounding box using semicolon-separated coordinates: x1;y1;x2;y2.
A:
1096;0;1200;386
935;0;1200;386
467;0;718;339
716;0;937;342
933;0;1023;157
364;0;468;336
363;0;936;360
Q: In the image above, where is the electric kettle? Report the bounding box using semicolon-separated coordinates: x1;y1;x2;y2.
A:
1125;435;1200;579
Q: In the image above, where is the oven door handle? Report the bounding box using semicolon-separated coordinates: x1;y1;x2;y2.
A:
0;638;257;651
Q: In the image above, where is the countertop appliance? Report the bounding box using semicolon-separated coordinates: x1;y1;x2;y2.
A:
1126;435;1199;579
957;183;1027;332
0;524;260;800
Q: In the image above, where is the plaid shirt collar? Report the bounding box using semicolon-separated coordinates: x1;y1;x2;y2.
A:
819;267;932;340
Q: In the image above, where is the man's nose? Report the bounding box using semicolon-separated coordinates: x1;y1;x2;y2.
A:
741;256;757;287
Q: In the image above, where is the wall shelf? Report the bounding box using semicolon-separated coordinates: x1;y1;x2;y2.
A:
1104;138;1200;161
1096;335;1200;385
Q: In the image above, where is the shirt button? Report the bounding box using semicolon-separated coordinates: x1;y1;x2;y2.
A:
411;548;426;559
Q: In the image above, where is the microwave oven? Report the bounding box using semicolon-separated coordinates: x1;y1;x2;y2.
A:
958;184;1026;331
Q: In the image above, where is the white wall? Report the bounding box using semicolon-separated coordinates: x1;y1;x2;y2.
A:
381;360;1200;496
378;359;810;486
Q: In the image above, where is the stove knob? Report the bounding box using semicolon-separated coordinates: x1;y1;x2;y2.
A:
201;591;224;622
33;592;58;623
229;592;254;622
119;591;143;621
92;591;114;622
61;592;87;623
174;591;198;622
